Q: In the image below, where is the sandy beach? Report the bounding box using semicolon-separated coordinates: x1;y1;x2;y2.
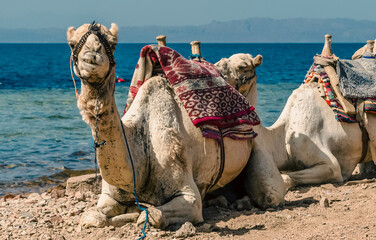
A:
1;168;376;240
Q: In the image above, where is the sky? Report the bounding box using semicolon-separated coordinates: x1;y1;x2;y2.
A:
2;0;376;29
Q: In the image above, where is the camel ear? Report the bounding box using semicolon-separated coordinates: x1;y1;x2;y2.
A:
253;54;263;68
67;27;76;41
109;23;118;39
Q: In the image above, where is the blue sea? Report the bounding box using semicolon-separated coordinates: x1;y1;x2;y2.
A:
0;43;363;195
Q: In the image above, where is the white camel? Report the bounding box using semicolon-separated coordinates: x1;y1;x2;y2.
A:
216;36;376;203
67;23;267;229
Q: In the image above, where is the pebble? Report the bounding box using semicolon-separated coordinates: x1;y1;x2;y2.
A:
320;197;330;208
175;222;196;238
25;198;38;204
51;189;66;199
74;192;86;201
19;211;34;219
75;202;87;210
28;193;42;200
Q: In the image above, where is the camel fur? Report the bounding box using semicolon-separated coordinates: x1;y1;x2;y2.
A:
67;23;259;229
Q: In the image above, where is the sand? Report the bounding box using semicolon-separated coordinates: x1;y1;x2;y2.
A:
1;170;376;240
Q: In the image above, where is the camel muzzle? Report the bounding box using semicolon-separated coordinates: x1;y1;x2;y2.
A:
71;21;116;83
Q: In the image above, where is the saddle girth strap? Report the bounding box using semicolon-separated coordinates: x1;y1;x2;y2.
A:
358;122;370;163
356;100;370;163
211;129;226;189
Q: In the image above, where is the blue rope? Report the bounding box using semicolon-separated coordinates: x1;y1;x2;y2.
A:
93;139;106;185
120;120;148;240
189;54;201;60
363;56;375;59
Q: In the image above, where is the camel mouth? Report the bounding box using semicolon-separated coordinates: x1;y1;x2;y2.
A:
82;58;99;66
81;51;106;66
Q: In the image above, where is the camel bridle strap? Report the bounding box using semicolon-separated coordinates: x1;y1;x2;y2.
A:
71;21;116;83
237;72;257;98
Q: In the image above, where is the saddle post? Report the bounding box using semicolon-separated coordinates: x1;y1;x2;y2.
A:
321;34;356;114
365;40;375;56
321;34;333;58
190;40;202;60
190;41;201;56
156;35;167;46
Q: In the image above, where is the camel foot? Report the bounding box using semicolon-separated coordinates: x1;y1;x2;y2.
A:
230;196;253;210
205;195;230;208
80;208;108;228
137;206;167;229
108;213;140;227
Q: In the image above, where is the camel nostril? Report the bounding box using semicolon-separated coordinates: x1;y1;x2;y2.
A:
94;44;102;52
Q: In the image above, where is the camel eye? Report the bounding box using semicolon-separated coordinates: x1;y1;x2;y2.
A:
69;43;75;49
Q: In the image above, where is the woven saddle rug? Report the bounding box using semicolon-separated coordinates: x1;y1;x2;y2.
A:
337;57;376;99
123;44;260;140
305;56;376;123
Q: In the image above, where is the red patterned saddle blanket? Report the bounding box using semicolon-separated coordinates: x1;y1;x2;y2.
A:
123;45;260;140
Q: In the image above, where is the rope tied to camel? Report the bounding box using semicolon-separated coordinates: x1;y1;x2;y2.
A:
189;54;202;60
120;119;148;240
93;93;106;185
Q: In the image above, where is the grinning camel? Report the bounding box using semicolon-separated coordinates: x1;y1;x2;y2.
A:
67;23;262;229
217;36;376;205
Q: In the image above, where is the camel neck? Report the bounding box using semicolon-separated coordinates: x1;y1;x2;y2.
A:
245;79;257;108
77;70;136;191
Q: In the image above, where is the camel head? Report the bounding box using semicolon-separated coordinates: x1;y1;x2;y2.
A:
67;22;118;85
215;53;263;96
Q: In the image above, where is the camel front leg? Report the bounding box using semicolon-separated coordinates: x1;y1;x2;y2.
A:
245;147;286;209
137;178;203;229
283;150;343;190
81;179;140;228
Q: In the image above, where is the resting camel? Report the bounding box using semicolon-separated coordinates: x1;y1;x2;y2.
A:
67;22;268;229
216;35;376;203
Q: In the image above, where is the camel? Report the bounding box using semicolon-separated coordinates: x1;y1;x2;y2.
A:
216;36;376;204
214;54;287;208
67;23;263;229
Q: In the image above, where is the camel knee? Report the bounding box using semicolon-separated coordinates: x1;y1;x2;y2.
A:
97;193;126;217
251;187;285;210
325;164;343;183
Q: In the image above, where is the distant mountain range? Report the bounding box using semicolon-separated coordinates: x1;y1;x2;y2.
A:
1;18;376;43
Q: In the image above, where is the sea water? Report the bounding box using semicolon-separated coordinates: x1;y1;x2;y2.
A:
0;43;363;195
